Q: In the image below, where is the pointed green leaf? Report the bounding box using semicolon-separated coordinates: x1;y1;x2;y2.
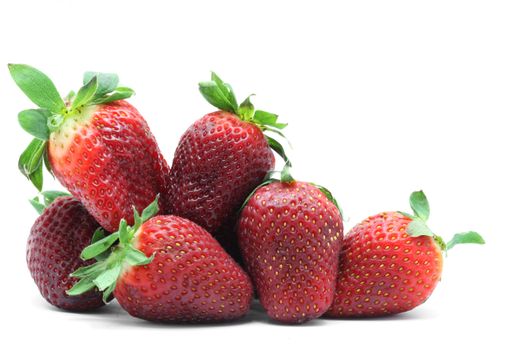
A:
91;86;134;104
41;190;70;206
266;135;290;163
280;161;295;183
29;197;45;215
103;281;115;303
18;109;51;140
8;64;65;113
18;138;46;178
118;219;130;244
28;158;44;191
211;72;238;109
70;260;106;278
398;211;416;219
93;265;121;290
66;277;96;296
254;110;287;129
313;184;343;218
407;218;433;237
83;72;118;96
72;76;98;109
199;81;238;113
141;196;160;222
446;231;485;250
81;232;119;260
410;191;430;221
239;95;255;120
125;247;155;266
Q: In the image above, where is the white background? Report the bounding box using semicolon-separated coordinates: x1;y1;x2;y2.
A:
1;0;523;349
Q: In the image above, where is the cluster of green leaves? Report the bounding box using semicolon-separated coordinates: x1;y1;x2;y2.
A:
198;72;289;163
401;191;485;251
67;197;159;302
8;64;134;190
29;190;70;214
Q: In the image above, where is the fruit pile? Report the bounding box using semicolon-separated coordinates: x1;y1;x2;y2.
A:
11;64;485;324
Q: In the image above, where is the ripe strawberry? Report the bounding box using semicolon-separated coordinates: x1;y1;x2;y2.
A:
237;164;344;323
10;64;169;232
68;198;253;323
27;192;107;311
326;191;485;318
167;73;287;257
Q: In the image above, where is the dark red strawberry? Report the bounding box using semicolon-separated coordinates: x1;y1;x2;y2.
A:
237;163;344;323
27;192;107;311
167;73;288;257
68;198;253;323
326;191;485;318
10;64;169;232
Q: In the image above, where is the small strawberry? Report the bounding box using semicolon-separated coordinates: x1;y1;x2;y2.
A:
167;73;288;257
68;198;253;323
326;191;485;318
10;64;169;232
27;192;107;311
237;163;344;324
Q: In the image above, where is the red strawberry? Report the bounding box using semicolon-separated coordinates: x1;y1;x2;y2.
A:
10;64;169;232
27;192;107;311
326;191;485;317
237;164;344;323
167;73;287;257
68;198;253;323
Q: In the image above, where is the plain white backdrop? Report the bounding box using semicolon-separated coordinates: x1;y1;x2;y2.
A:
1;0;523;349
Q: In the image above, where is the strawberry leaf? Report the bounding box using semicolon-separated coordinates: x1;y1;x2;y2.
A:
18;109;51;140
19;138;47;190
29;197;45;215
446;231;485;250
81;232;119;260
407;218;433;237
8;64;65;113
238;95;255;120
266;136;290;163
83;72;118;96
91;86;134;105
72;76;98;109
254;110;287;129
410;191;430;221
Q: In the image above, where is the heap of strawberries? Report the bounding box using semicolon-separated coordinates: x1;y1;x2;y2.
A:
12;64;485;324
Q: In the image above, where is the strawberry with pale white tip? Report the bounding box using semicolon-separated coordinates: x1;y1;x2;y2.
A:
237;162;343;324
9;64;169;232
326;190;485;318
67;198;253;323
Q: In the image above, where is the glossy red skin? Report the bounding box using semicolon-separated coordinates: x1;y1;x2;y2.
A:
114;215;253;323
237;181;343;324
167;111;274;250
48;100;169;232
27;197;106;311
326;212;443;317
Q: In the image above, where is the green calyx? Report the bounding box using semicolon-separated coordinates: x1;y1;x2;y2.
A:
239;161;344;219
198;72;289;162
67;197;160;302
29;190;71;214
9;64;135;190
399;191;485;252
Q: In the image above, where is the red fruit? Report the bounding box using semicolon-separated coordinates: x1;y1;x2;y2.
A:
326;191;485;317
167;73;287;256
237;167;343;324
169;111;274;234
68;199;253;323
10;64;169;232
27;195;106;311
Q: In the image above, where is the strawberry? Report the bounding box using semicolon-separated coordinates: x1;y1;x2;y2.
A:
167;73;288;257
326;191;485;318
237;163;344;323
68;198;253;323
10;64;169;232
27;192;107;311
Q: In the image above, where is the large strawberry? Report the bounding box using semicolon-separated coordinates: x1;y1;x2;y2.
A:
326;191;485;318
27;192;107;311
68;198;253;323
237;163;344;324
167;73;288;258
9;64;169;232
